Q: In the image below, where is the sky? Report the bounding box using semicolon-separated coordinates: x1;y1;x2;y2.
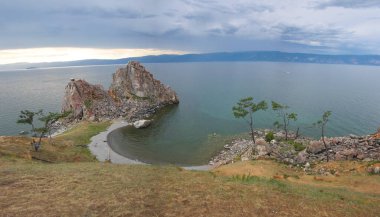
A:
1;0;380;64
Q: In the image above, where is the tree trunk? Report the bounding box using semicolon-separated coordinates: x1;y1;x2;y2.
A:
249;112;255;144
283;114;288;140
322;125;329;162
295;127;300;139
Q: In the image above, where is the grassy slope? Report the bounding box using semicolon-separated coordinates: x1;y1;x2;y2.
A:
1;122;380;216
1;161;379;217
0;121;110;163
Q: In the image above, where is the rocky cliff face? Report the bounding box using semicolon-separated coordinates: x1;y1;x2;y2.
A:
62;79;116;121
62;61;179;121
109;61;178;105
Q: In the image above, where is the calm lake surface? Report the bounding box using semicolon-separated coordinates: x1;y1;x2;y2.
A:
1;62;380;165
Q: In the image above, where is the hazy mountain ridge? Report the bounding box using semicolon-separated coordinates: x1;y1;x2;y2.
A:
2;51;380;70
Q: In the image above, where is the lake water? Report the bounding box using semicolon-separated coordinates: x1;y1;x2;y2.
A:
1;62;380;165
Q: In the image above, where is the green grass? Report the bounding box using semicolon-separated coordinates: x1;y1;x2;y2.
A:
279;138;306;152
56;121;111;145
0;121;111;163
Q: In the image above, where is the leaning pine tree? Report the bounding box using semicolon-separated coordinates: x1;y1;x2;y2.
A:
271;101;298;140
232;97;268;145
17;110;70;151
313;111;332;162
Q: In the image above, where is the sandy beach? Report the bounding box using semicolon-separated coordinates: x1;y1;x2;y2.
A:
87;119;211;170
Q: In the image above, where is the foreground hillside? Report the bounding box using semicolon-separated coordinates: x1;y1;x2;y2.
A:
1;122;380;216
1;159;379;216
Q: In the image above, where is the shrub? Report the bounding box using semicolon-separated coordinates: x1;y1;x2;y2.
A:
84;99;92;109
231;174;260;183
265;131;275;142
293;142;306;152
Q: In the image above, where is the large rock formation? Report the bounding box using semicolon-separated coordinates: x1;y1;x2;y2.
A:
109;61;178;105
62;79;116;121
61;61;179;121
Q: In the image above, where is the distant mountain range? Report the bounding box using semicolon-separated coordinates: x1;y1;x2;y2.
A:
2;51;380;70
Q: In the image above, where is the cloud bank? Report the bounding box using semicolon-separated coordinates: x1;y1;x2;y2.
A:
1;0;380;56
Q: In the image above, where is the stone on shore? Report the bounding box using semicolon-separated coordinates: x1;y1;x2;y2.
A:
133;120;152;129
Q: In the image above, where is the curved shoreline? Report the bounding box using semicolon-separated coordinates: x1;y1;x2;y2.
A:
88;120;143;164
88;120;211;170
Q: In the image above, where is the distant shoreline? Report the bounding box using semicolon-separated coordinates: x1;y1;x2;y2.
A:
3;50;380;71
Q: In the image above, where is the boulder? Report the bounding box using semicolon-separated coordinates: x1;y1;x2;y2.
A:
255;144;270;157
338;149;358;160
133;120;152;128
296;150;308;164
256;138;267;146
241;147;253;161
307;141;326;154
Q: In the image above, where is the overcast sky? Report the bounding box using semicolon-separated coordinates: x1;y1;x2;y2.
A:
1;0;380;64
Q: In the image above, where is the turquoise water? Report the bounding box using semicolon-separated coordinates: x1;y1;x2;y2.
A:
1;62;380;165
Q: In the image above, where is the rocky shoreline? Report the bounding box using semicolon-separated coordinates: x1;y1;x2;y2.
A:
209;129;380;170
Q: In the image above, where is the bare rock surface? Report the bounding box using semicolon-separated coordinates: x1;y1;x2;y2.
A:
61;61;179;122
109;61;178;105
210;130;380;168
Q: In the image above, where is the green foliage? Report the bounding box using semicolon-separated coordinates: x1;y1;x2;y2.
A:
313;111;332;161
313;111;332;128
38;111;71;136
232;97;252;118
84;99;92;108
17;109;43;132
265;131;275;142
231;174;261;183
232;97;268;143
232;97;268;119
271;101;289;111
271;101;298;140
16;109;71;150
290;140;306;152
279;139;306;152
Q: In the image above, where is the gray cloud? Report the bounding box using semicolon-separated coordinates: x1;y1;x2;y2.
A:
316;0;380;9
0;0;380;54
276;25;352;48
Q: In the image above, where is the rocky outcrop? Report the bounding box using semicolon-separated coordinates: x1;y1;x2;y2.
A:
62;62;179;122
210;130;380;168
109;61;178;105
62;79;116;120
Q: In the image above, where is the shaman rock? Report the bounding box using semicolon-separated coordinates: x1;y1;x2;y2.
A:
62;62;179;121
109;61;179;105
